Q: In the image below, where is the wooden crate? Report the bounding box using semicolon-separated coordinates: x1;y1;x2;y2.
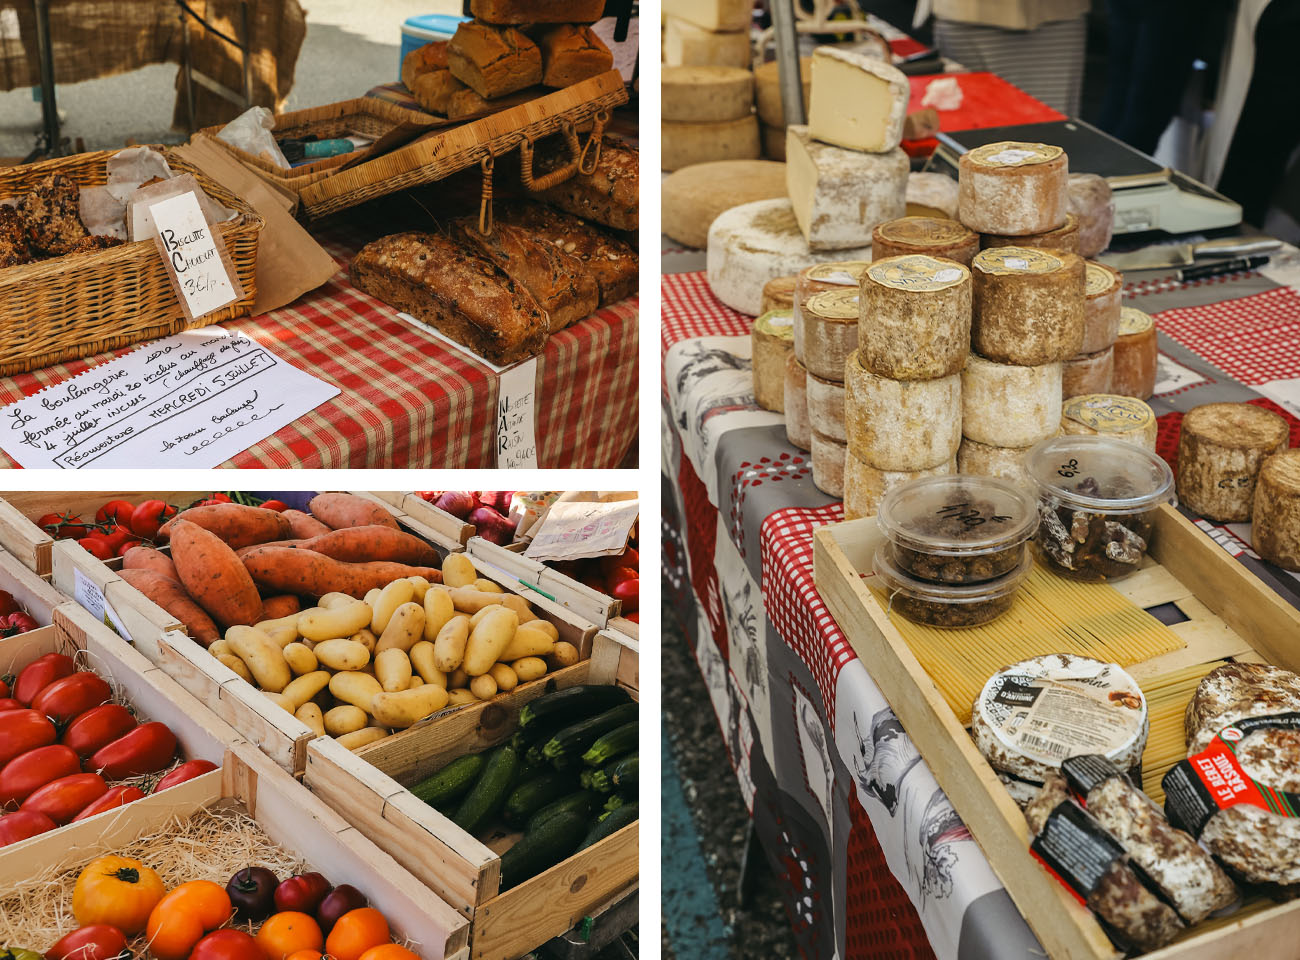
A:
366;492;476;547
0;542;68;625
813;503;1300;960
467;536;620;628
0;740;470;960
303;634;638;959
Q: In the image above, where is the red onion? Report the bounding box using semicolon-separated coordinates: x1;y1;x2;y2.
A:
469;505;516;545
434;491;477;519
476;491;513;513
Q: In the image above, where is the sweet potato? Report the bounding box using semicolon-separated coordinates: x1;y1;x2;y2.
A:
158;503;292;549
234;527;436;566
282;509;331;539
169;519;265;628
241;546;442;599
118;568;219;646
308;493;399;531
235;539;305;559
261;595;301;619
121;545;179;582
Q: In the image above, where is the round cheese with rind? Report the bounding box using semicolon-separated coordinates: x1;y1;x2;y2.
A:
958;141;1069;236
1112;307;1158;400
1063;346;1115;399
859;255;972;380
662;160;788;249
754;57;812;128
807;47;909;153
761;275;798;314
971;247;1085;365
811;429;847;498
1254;450;1300;571
1080;261;1122;354
1059;394;1157;451
663;115;760;172
786;124;908;251
794;262;869;367
784;354;812;451
845;351;962;471
961;353;1062;447
752;309;794;413
844;453;955;521
664;17;751;69
957;437;1034;488
1068;172;1115;259
662;65;754;123
871;216;979;266
906;171;959;219
980;213;1080;255
1177;402;1289;523
807;369;846;441
800;289;861;383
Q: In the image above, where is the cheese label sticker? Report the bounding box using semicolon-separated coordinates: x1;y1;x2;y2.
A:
881;218;970;244
1064;395;1153;431
1085;262;1117;296
868;254;967;291
1119;307;1154;335
806;262;868;285
970;141;1063;167
805;289;860;320
975;247;1063;275
756;310;794;338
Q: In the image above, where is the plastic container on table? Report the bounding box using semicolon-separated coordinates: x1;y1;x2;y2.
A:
399;14;470;79
876;475;1037;585
872;543;1032;628
1026;435;1176;582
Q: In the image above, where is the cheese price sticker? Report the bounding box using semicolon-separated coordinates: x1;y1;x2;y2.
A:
149;191;243;320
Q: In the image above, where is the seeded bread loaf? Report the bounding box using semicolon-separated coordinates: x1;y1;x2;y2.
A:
535;135;638;231
493;201;637;305
470;0;606;23
538;24;614;87
410;69;467;115
448;21;542;99
402;41;449;90
446;85;544;121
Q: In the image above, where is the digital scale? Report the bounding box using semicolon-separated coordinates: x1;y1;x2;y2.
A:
929;119;1243;237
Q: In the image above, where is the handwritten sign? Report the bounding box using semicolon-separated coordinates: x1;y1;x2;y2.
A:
524;499;639;563
149;191;240;319
497;358;539;469
1;328;339;469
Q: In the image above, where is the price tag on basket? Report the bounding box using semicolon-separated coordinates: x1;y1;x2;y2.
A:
145;190;243;320
497;358;539;469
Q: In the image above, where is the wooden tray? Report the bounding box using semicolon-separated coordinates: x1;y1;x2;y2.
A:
0;740;470;960
303;633;638;960
363;492;476;547
813;503;1300;960
467;536;620;628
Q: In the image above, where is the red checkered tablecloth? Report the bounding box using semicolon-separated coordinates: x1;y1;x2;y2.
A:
0;239;638;469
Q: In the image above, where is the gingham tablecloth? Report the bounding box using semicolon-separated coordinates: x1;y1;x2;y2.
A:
0;238;638;469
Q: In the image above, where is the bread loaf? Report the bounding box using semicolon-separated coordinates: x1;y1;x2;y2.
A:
471;0;605;23
538;25;613;87
448;22;542;98
402;41;448;89
493;201;637;306
410;69;466;115
447;85;543;120
537;136;638;232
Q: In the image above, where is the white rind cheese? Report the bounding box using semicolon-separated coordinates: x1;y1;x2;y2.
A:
1176;402;1290;523
786;125;908;251
784;353;812;451
845;351;962;471
1254;450;1300;571
806;370;846;441
662;65;754;123
663;17;751;68
906;172;959;219
1068;172;1115;259
1112;307;1158;400
1059;394;1157;451
662;115;760;172
971;247;1085;365
961;353;1062;447
958;141;1069;236
661;159;787;249
752;309;795;413
872;216;979;266
706;199;871;316
794;262;869;367
761;274;798;314
662;0;752;32
799;288;861;382
957;437;1034;487
1062;346;1115;399
1081;261;1122;354
807;47;909;153
845;453;955;520
859;254;972;380
811;429;847;497
754;56;811;127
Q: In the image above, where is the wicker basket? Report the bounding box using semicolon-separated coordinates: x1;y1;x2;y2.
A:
0;148;263;377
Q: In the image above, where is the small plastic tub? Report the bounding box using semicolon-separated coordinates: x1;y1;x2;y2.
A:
873;544;1031;628
1026;434;1175;581
876;474;1038;584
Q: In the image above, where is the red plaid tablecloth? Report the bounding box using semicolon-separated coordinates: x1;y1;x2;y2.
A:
0;239;638;469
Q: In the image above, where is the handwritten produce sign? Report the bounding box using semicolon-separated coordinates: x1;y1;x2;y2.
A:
148;191;242;319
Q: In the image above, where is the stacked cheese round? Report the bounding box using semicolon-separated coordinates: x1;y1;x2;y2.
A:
1254;451;1300;571
845;351;962;472
1081;261;1123;354
752;309;795;413
1059;394;1158;452
970;247;1085;365
1068;173;1115;259
957;438;1033;488
906;172;959;219
798;288;861;382
980;213;1080;255
761;275;798;314
858;255;971;379
664;16;751;69
784;353;812;451
807;370;846;441
1176;403;1290;523
662;66;760;171
754;57;812;160
786;124;908;251
1112;307;1158;400
958;142;1069;236
845;455;956;520
1062;347;1115;398
811;430;848;497
871;217;979;266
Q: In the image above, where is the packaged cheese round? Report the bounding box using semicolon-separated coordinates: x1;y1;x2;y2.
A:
957;437;1034;488
1059;394;1157;451
961;353;1062;447
906;171;959;219
784;354;812;451
662;160;789;249
958;141;1069;236
980;213;1080;255
811;429;847;498
845;351;962;471
1080;261;1122;354
971;247;1085;365
871;216;979;266
1068;173;1115;259
1253;450;1300;571
806;370;846;441
844;453;954;521
1062;346;1115;399
800;289;861;382
662;65;754;123
761;275;798;314
1112;307;1158;400
859;255;972;380
752;309;795;413
1176;402;1289;523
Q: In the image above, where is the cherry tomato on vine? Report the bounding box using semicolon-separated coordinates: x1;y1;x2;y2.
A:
78;537;114;561
100;525;136;553
115;539;144;558
94;501;135;527
0;589;17;617
37;512;92;540
130;500;176;539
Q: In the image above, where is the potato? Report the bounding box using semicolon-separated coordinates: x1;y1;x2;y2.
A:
282;642;318;675
406;576;431;600
448;667;469;689
447;689;477;707
318;592;356;610
512;657;548;682
263;692;294;712
548;641;579;669
473;578;504;593
448;587;509;615
530;620;559;642
208;639;234;659
350;628;378;654
442;553;477;588
295;702;326;737
324;704;368;736
407;676;425;690
370;684;450;728
470;674;498;700
423;587;455;642
463;607;519;676
329;671;383;711
217;653;253;683
433;616;470;672
498;625;556;661
488;662;518;692
314;639;371;672
337;727;388;751
376;601;425;654
364;588;382;606
375;648;413;693
282;671;331;711
299;600;373;642
371;579;415;634
228;626;292;692
409;641;446;687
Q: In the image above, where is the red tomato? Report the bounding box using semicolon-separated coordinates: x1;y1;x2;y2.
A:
0;611;39;637
130;500;177;539
31;672;112;725
610;576;638;613
0;677;7;698
0;709;57;766
78;536;115;561
72;784;146;822
89;722;177;779
46;924;131;960
14;652;75;706
0;808;56;847
0;699;22;712
190;929;264;960
625;611;639;623
20;772;107;824
100;524;136;553
62;703;138;758
0;743;80;807
115;539;144;558
153;758;217;792
94;500;135;527
36;511;91;540
260;499;288;512
0;590;18;617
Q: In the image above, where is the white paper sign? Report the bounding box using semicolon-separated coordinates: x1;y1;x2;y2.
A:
74;568;133;643
524;499;639;562
0;328;340;469
150;191;239;319
497;357;539;469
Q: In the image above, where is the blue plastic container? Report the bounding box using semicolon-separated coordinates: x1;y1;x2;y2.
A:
399;14;470;80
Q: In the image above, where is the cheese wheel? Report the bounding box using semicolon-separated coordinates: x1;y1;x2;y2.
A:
761;275;798;314
858;255;972;380
1176;403;1290;523
754;57;812;127
971;247;1085;365
662;160;788;249
807;370;846;441
663;115;760;172
811;429;847;498
707;199;872;316
906;171;959;219
958;141;1069;236
980;213;1080;255
1059;394;1157;452
794;262;869;366
1063;346;1114;399
1081;261;1123;354
845;453;956;520
1253;450;1300;571
661;0;752;33
807;48;909;153
845;351;962;470
1068;173;1115;259
784;354;812;451
752;309;795;412
957;437;1033;487
761;122;786;161
662;66;754;123
800;289;860;382
786;125;908;251
961;353;1062;447
1112;307;1158;400
663;17;751;68
871;216;979;266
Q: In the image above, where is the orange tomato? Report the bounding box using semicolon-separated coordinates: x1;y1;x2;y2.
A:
71;855;165;935
285;951;323;960
324;908;390;960
256;912;324;960
358;946;419;960
146;879;232;960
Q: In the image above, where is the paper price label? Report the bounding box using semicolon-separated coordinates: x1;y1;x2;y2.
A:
497;358;539;469
149;191;241;320
74;568;133;644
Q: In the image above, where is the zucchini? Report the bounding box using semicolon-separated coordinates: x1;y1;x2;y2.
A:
503;771;578;825
409;754;486;809
542;703;638;765
581;721;638;767
591;753;637;793
518;685;632;730
603;793;626;814
578;802;638;850
512;714;574;757
527;790;602;833
498;811;588;891
452;743;519;836
579;769;597;790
